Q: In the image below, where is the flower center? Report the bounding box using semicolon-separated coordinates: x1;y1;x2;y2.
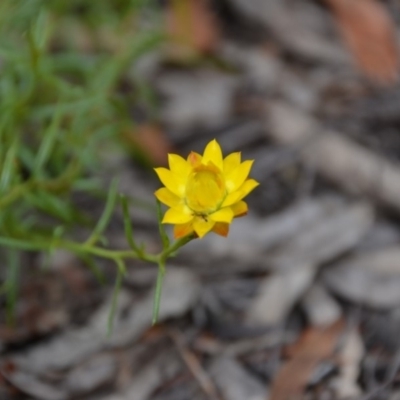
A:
185;169;226;214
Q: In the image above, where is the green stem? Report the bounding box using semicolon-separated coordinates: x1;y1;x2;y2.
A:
152;259;165;325
0;234;194;265
160;233;194;260
151;233;195;324
0;232;195;327
120;194;142;255
55;239;158;263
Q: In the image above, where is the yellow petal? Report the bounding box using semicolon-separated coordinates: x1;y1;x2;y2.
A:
225;160;254;192
168;154;191;178
193;217;215;238
162;205;193;224
209;207;234;223
223;152;241;176
222;179;259;207
221;190;243;207
187;151;202;167
231;201;248;217
174;222;194;238
202;139;223;171
154;167;186;197
212;222;229;237
154;188;181;208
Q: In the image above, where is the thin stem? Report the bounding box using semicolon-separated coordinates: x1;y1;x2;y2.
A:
56;240;158;263
0;236;158;263
152;259;165;325
151;233;195;324
160;233;194;259
0;231;193;267
0;232;195;328
120;194;142;255
84;178;119;246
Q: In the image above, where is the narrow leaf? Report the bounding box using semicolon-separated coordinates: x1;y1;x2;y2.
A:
85;178;119;246
120;194;140;254
0;136;19;194
34;104;62;176
152;261;165;325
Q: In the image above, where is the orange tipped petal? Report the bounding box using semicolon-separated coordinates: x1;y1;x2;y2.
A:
212;222;229;237
187;151;202;167
174;222;194;238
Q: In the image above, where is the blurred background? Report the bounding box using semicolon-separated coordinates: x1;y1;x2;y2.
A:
1;0;400;399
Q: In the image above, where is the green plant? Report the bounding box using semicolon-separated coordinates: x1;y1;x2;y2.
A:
0;1;259;331
0;0;165;328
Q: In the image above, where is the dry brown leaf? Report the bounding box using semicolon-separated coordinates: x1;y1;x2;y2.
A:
325;0;399;85
166;0;220;58
270;320;344;400
122;124;172;166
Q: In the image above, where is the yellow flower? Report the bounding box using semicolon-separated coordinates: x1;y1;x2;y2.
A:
154;139;259;239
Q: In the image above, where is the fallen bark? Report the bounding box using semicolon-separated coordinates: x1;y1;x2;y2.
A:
266;102;400;213
323;246;400;308
186;196;371;268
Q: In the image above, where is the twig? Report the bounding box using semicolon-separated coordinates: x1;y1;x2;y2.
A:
361;347;400;400
169;329;222;400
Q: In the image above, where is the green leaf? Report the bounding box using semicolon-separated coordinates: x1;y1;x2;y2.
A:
120;194;141;254
34;104;62;176
0;135;19;194
0;236;45;251
32;96;104;120
85;178;119;246
25;190;80;223
152;260;165;325
79;254;106;285
91;30;164;93
107;259;125;336
72;177;102;192
33;9;50;51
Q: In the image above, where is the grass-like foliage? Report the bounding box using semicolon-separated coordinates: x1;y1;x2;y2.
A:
0;0;165;327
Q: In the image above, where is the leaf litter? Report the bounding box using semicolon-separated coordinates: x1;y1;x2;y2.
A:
4;0;400;399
